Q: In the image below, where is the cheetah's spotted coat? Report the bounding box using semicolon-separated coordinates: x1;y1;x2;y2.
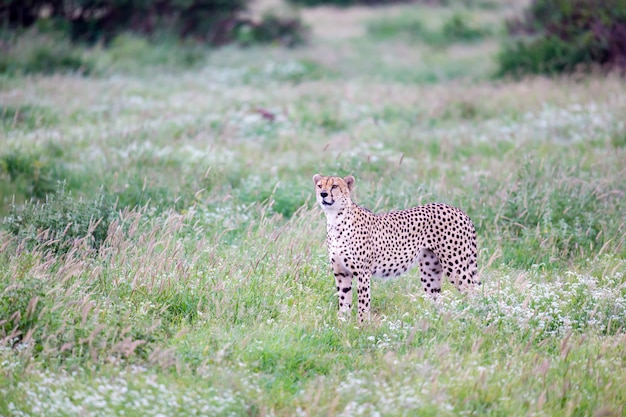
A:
313;174;479;323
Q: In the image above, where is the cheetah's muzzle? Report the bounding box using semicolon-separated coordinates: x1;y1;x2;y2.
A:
320;191;334;206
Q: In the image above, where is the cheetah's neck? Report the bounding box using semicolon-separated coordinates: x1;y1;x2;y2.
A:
323;202;372;229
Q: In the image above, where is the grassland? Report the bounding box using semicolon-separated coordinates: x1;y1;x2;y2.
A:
1;1;625;416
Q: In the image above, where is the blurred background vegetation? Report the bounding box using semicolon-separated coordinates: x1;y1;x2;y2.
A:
1;0;625;76
1;0;625;262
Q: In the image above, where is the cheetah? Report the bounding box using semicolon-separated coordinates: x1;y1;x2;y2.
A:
313;174;479;323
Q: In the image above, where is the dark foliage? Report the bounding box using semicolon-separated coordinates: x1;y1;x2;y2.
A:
499;0;626;76
0;0;248;45
237;12;310;47
286;0;409;6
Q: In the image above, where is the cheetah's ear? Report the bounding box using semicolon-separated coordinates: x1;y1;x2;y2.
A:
344;175;355;191
313;174;322;185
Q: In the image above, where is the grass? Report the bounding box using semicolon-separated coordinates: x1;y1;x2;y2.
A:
367;10;493;47
1;1;625;416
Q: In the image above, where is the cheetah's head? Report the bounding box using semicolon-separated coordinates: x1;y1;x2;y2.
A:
312;174;354;212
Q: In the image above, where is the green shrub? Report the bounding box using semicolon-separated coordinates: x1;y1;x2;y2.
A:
2;184;115;255
1;0;310;63
236;10;310;47
0;0;249;45
498;0;626;76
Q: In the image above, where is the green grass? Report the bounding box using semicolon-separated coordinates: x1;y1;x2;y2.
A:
367;10;494;47
0;2;625;416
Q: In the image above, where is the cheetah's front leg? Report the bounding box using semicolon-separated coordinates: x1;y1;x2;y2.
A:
356;269;371;323
333;266;353;319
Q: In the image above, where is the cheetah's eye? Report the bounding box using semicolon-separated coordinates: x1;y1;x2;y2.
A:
317;184;322;188
331;184;338;189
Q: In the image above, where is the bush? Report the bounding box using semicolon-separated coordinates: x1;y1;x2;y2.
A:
2;184;114;255
498;0;626;76
0;1;310;72
498;35;590;77
236;10;310;47
0;0;249;45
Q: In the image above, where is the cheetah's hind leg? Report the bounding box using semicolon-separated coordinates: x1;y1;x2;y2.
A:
418;248;443;298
